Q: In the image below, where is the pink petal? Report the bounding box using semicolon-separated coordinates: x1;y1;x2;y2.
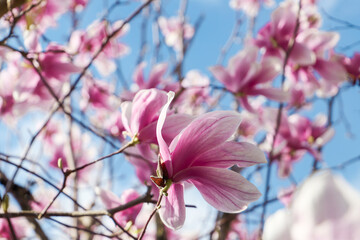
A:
120;101;132;134
139;113;193;144
297;29;339;52
156;91;175;177
148;63;168;88
170;111;241;174
174;167;261;213
209;65;238;92
133;62;146;88
239;96;256;113
131;89;168;135
229;47;258;85
159;183;186;230
99;189;122;209
315;59;347;84
249;88;289;102
253;57;282;84
289;42;316;66
192;141;266;168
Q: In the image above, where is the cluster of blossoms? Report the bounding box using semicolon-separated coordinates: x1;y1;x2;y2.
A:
0;0;359;239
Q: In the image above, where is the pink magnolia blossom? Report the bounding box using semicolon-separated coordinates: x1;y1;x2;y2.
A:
210;47;288;112
158;16;194;52
0;219;27;239
68;20;129;76
121;62;178;100
103;111;126;142
254;0;317;65
263;171;360;240
100;189;142;226
121;88;192;144
41;123;97;180
37;44;81;82
338;52;360;85
133;62;168;90
226;215;259;240
229;0;274;17
264;113;334;177
155;92;266;229
16;44;80;103
80;77;113;111
20;0;71;33
176;70;214;115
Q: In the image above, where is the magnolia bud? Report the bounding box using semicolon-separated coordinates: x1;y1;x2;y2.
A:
2;194;9;213
57;158;63;170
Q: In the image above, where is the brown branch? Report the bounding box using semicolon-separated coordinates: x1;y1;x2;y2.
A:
259;0;303;235
0;187;153;219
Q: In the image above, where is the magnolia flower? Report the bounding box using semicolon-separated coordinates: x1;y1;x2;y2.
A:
229;0;274;17
210;47;288;112
338;52;360;84
264;113;334;177
158;16;194;52
80;77;113;111
0;219;27;239
68;20;129;76
263;171;360;240
254;0;316;65
155;92;266;229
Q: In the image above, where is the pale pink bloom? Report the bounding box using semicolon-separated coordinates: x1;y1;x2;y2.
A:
284;29;345;99
156;92;266;229
298;30;347;86
21;0;71;33
254;0;317;65
210;47;287;112
176;70;213;115
338;52;360;84
121;62;175;100
264;113;334;177
226;215;259;240
23;29;41;52
0;219;27;239
103;111;126;142
287;85;307;108
43;124;97;180
158;16;194;52
133;62;168;90
68;20;129;76
100;189;142;226
237;106;265;141
121;88;192;144
229;0;274;17
0;52;36;121
12;44;80;105
263;171;360;240
80;77;113;111
37;44;81;82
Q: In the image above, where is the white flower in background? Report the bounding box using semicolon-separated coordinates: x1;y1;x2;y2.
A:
263;171;360;240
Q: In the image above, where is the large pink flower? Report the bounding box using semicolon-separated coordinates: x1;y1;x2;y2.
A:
155;92;266;229
210;47;288;112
